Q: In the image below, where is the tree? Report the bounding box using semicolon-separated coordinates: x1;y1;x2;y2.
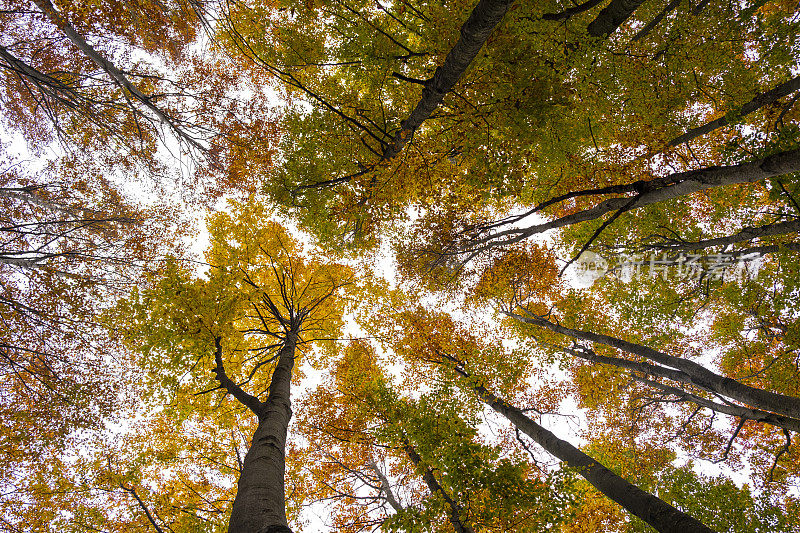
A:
0;2;279;524
114;200;353;533
4;0;800;530
221;0;799;254
382;305;720;533
0;0;277;201
0;145;185;495
465;228;800;485
299;340;569;532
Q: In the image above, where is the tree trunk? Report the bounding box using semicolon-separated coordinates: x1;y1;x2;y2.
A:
31;0;203;150
461;375;717;533
382;0;514;160
587;0;649;37
404;444;476;533
559;345;800;433
669;75;800;147
474;148;800;251
228;334;297;533
293;0;516;190
633;375;800;433
511;312;800;419
543;0;605;21
631;0;682;41
368;462;403;512
639;219;800;253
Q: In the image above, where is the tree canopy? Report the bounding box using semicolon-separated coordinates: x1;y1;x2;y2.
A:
1;0;800;531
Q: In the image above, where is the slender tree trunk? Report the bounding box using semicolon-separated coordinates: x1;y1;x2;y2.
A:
639;219;800;253
587;0;649;37
510;312;800;419
382;0;515;160
31;0;203;149
456;371;717;533
558;345;800;433
0;44;81;102
293;0;516;190
228;333;297;533
404;444;476;533
472;148;800;251
669;75;800;147
632;375;800;433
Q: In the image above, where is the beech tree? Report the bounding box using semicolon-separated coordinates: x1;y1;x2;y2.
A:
2;0;800;530
113;200;353;533
299;340;570;532
382;305;720;533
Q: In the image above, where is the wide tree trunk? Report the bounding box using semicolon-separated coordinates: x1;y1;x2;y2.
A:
228;334;297;533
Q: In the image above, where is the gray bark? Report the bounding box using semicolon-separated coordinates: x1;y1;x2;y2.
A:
632;375;800;434
543;0;605;20
382;0;514;160
631;0;682;41
587;0;649;37
457;370;716;533
509;311;800;420
226;333;298;533
368;461;403;512
293;0;516;190
669;75;800;147
0;44;83;106
558;345;800;433
473;148;800;251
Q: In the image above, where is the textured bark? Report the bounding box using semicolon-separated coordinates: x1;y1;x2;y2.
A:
228;334;297;533
510;312;800;419
404;445;476;533
476;148;800;250
668;75;800;147
382;0;514;160
587;0;648;37
462;376;716;533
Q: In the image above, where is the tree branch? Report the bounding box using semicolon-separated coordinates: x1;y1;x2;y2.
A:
668;75;800;147
509;309;800;420
211;337;264;418
542;0;605;21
